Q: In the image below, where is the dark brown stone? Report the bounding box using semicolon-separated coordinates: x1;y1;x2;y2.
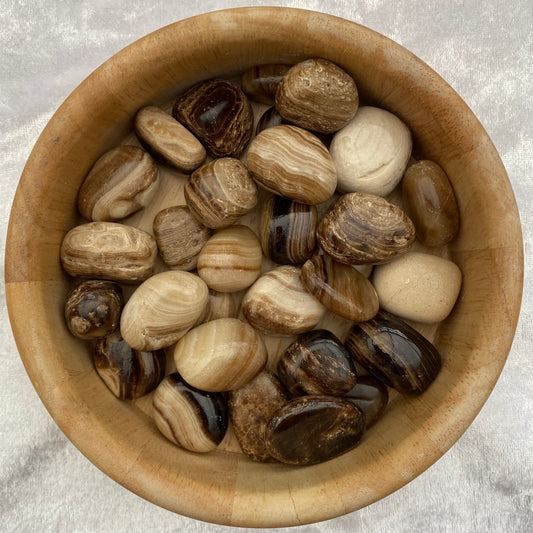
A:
277;329;357;396
265;396;365;465
343;376;389;428
228;371;288;462
345;311;441;396
172;79;253;158
241;63;291;105
93;331;165;400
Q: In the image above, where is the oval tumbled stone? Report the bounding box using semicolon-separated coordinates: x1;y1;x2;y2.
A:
172;78;253;158
78;145;159;222
120;270;208;351
173;318;267;392
153;373;228;453
277;329;357;396
93;331;165;400
343;376;389;428
242;265;326;336
301;254;379;322
246;125;337;205
241;63;291;105
317;192;415;264
228;370;288;462
265;396;366;465
345;311;442;396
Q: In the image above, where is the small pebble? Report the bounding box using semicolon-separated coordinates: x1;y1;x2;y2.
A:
197;225;262;292
197;289;236;324
78;145;159;222
343;376;389;428
153;373;228;453
330;106;412;195
241;63;291;105
372;251;462;323
173;318;267;392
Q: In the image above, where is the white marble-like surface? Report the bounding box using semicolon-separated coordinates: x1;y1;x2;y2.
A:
1;1;532;531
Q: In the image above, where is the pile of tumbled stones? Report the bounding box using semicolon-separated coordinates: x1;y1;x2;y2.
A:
60;58;461;466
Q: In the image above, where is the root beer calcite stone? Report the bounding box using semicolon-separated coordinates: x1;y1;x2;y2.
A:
153;373;228;453
241;63;291;105
343;376;389;428
265;396;366;465
345;311;441;396
277;330;357;397
173;79;253;158
228;371;288;462
301;254;379;322
94;332;165;400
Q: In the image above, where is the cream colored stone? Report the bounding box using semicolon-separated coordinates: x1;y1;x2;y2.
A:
372;252;462;323
330;106;412;196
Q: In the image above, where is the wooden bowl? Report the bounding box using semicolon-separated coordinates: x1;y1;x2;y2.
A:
5;7;523;527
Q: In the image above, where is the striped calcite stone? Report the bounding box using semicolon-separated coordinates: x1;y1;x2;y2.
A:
77;145;159;222
134;105;206;172
242;265;326;336
197;225;262;292
184;158;257;229
153;373;228;453
246;125;337;205
259;194;317;265
173;318;267;392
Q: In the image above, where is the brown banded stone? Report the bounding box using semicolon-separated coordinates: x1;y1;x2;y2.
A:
77;145;159;222
246;124;337;205
153;205;212;271
402;159;460;247
153;372;228;453
345;311;441;396
184;158;257;229
197;289;236;325
64;280;123;340
241;63;291;105
228;371;288;462
172;79;253;158
277;329;357;397
255;106;285;135
317;192;415;264
343;376;389;428
275;58;359;134
134;106;206;172
265;396;366;465
301;254;379;322
94;331;165;400
260;195;317;265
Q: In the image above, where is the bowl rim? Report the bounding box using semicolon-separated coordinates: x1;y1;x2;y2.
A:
5;6;524;527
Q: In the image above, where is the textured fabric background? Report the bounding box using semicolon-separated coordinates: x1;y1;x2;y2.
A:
1;1;532;532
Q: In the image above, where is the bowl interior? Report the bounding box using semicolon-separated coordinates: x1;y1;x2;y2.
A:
5;7;523;528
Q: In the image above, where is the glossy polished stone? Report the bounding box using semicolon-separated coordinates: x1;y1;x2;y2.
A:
173;318;267;392
153;372;228;453
265;396;366;465
197;289;235;325
372;251;462;323
78;145;159;222
330;106;412;195
172;78;253;158
120;270;209;351
255;106;285;135
301;254;379;322
153;205;212;271
184;158;257;229
343;376;389;428
134;106;206;172
93;331;165;400
402;160;460;247
246;124;337;205
242;265;326;336
275;58;359;134
60;222;158;283
228;370;288;462
64;280;123;340
345;311;442;396
260;195;317;265
317;192;415;264
241;63;291;105
277;329;357;396
197;225;263;292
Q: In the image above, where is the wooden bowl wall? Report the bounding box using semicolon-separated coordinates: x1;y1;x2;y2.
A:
5;7;523;527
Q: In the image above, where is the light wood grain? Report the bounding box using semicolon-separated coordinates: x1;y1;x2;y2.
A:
5;7;523;528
